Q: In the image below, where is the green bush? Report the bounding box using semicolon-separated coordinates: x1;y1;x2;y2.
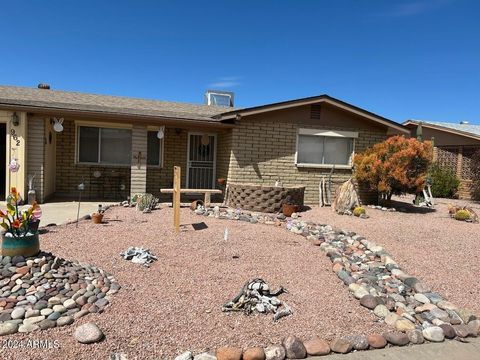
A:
353;206;366;217
429;164;460;198
454;209;471;221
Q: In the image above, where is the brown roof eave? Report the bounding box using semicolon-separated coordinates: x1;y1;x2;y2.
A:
0;103;235;129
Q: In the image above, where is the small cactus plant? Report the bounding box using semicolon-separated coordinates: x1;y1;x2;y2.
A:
353;206;366;217
454;209;471;221
134;193;159;212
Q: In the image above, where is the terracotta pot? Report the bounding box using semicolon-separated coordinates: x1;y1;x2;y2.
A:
1;233;40;257
282;204;298;217
92;213;104;224
217;178;226;186
190;200;204;211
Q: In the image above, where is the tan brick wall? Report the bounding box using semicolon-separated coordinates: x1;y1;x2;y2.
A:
458;180;474;200
216;129;232;181
27;117;45;202
146;128;229;202
226;104;388;204
55;119;130;200
146;127;188;198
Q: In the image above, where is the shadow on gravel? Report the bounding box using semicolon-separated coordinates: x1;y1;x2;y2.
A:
389;199;437;214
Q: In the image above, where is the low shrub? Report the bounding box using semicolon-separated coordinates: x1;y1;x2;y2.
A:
429;164;460;198
353;206;366;217
454;209;471;221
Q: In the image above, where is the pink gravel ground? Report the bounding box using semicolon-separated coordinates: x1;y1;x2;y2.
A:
302;195;480;315
3;205;386;360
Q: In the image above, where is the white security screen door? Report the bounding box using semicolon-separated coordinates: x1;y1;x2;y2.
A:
187;133;216;189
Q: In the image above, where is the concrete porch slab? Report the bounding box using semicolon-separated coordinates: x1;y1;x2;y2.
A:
0;201;117;226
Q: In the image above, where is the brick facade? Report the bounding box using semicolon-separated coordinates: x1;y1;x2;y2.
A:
146;127;188;199
55;119;130;200
36;103;393;206
224;104;388;204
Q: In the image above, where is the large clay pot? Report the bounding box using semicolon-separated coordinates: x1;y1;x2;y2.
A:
1;233;40;257
282;204;298;217
92;213;104;224
190;200;204;211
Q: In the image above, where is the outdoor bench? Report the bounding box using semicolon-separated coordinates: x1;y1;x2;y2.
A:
160;188;222;207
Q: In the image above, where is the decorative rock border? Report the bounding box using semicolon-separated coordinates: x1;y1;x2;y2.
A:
0;252;120;336
183;206;480;359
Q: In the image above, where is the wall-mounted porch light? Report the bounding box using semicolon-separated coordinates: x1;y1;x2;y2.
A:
157;126;165;139
11;112;20;127
52;117;64;132
201;134;210;145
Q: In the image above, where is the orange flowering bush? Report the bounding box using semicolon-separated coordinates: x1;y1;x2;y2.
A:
354;136;433;200
0;187;42;238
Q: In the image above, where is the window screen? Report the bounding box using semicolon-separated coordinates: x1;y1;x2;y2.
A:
297;135;353;165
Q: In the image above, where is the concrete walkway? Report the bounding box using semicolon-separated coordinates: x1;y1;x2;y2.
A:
311;338;480;360
0;201;116;226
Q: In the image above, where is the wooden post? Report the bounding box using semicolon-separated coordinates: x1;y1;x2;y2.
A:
204;192;211;207
173;166;181;232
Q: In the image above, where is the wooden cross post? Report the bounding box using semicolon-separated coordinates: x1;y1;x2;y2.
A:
173;166;181;233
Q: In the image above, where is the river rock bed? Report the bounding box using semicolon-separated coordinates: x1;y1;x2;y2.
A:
0;252;120;336
190;206;480;359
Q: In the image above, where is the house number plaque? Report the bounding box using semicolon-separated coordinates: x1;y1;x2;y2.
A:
10;129;20;146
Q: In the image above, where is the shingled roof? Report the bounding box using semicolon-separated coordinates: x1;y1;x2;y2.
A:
0;85;230;122
404;120;480;141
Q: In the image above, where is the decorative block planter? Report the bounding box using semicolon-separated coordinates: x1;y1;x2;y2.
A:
226;183;305;213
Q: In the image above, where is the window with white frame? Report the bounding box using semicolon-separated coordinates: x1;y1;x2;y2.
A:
77;126;132;165
296;129;357;166
147;131;164;166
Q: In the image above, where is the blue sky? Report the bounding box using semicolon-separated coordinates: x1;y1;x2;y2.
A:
0;0;479;124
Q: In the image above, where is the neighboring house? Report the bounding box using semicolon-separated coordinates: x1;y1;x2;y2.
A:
0;84;408;205
404;120;480;199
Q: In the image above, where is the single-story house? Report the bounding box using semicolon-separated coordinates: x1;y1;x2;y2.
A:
0;84;408;205
404;120;480;199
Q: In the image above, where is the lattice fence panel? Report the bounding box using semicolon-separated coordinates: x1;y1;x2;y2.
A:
436;147;458;173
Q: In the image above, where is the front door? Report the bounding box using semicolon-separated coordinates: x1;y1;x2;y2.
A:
187;133;216;189
0;123;6;200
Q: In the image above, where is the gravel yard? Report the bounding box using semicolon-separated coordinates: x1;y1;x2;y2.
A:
2;205;385;360
2;196;478;359
302;196;480;315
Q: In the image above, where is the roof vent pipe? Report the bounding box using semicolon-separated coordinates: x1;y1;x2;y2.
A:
38;83;50;89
